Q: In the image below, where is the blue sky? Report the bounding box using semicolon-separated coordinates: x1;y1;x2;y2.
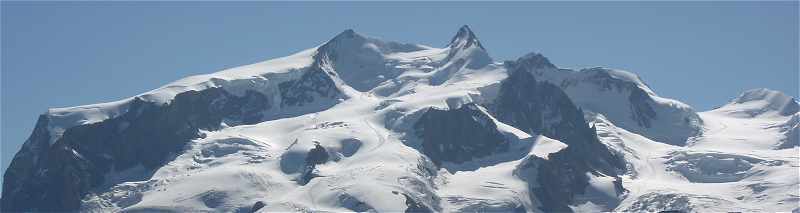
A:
1;2;797;175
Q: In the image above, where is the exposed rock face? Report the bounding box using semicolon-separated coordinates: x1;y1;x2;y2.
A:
279;67;342;107
493;67;620;166
413;103;508;165
249;201;266;212
494;68;625;212
509;53;556;76
493;65;581;137
299;143;330;184
447;25;485;54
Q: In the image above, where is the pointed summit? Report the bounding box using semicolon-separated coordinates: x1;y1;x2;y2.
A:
448;25;484;50
320;29;369;51
331;29;360;41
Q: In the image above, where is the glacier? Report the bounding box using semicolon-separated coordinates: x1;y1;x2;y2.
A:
2;25;797;212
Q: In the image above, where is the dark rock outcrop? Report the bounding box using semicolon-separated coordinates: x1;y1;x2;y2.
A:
249;201;266;212
279;67;342;107
299;143;329;184
510;53;557;76
413;103;508;165
494;66;625;212
629;87;658;128
494;65;621;168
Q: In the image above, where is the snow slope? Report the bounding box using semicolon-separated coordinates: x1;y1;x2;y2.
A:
3;26;797;212
589;88;799;212
507;53;703;145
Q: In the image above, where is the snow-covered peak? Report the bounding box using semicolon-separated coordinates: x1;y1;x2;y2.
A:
314;29;436;92
437;25;492;72
717;88;799;117
318;29;428;56
514;52;557;71
447;25;484;50
732;88;798;111
577;67;654;94
507;52;701;145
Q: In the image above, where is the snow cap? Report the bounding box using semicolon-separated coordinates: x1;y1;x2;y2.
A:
732;88;799;116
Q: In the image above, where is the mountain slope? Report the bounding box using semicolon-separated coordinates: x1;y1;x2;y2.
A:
2;26;796;212
506;53;703;145
590;89;799;212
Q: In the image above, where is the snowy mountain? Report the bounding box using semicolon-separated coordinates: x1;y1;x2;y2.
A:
2;26;797;212
505;53;703;146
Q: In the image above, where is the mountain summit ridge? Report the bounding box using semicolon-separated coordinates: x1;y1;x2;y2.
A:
3;26;797;213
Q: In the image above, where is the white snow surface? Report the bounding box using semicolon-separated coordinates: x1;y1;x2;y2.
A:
714;88;799;118
525;64;703;145
29;27;796;212
590;96;799;212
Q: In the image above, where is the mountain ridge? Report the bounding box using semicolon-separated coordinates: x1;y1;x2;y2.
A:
3;26;797;212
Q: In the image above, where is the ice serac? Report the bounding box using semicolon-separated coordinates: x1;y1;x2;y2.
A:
413;103;509;165
298;143;329;184
507;52;702;146
493;68;625;212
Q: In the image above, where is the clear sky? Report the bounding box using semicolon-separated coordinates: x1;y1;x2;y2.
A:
1;2;797;176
